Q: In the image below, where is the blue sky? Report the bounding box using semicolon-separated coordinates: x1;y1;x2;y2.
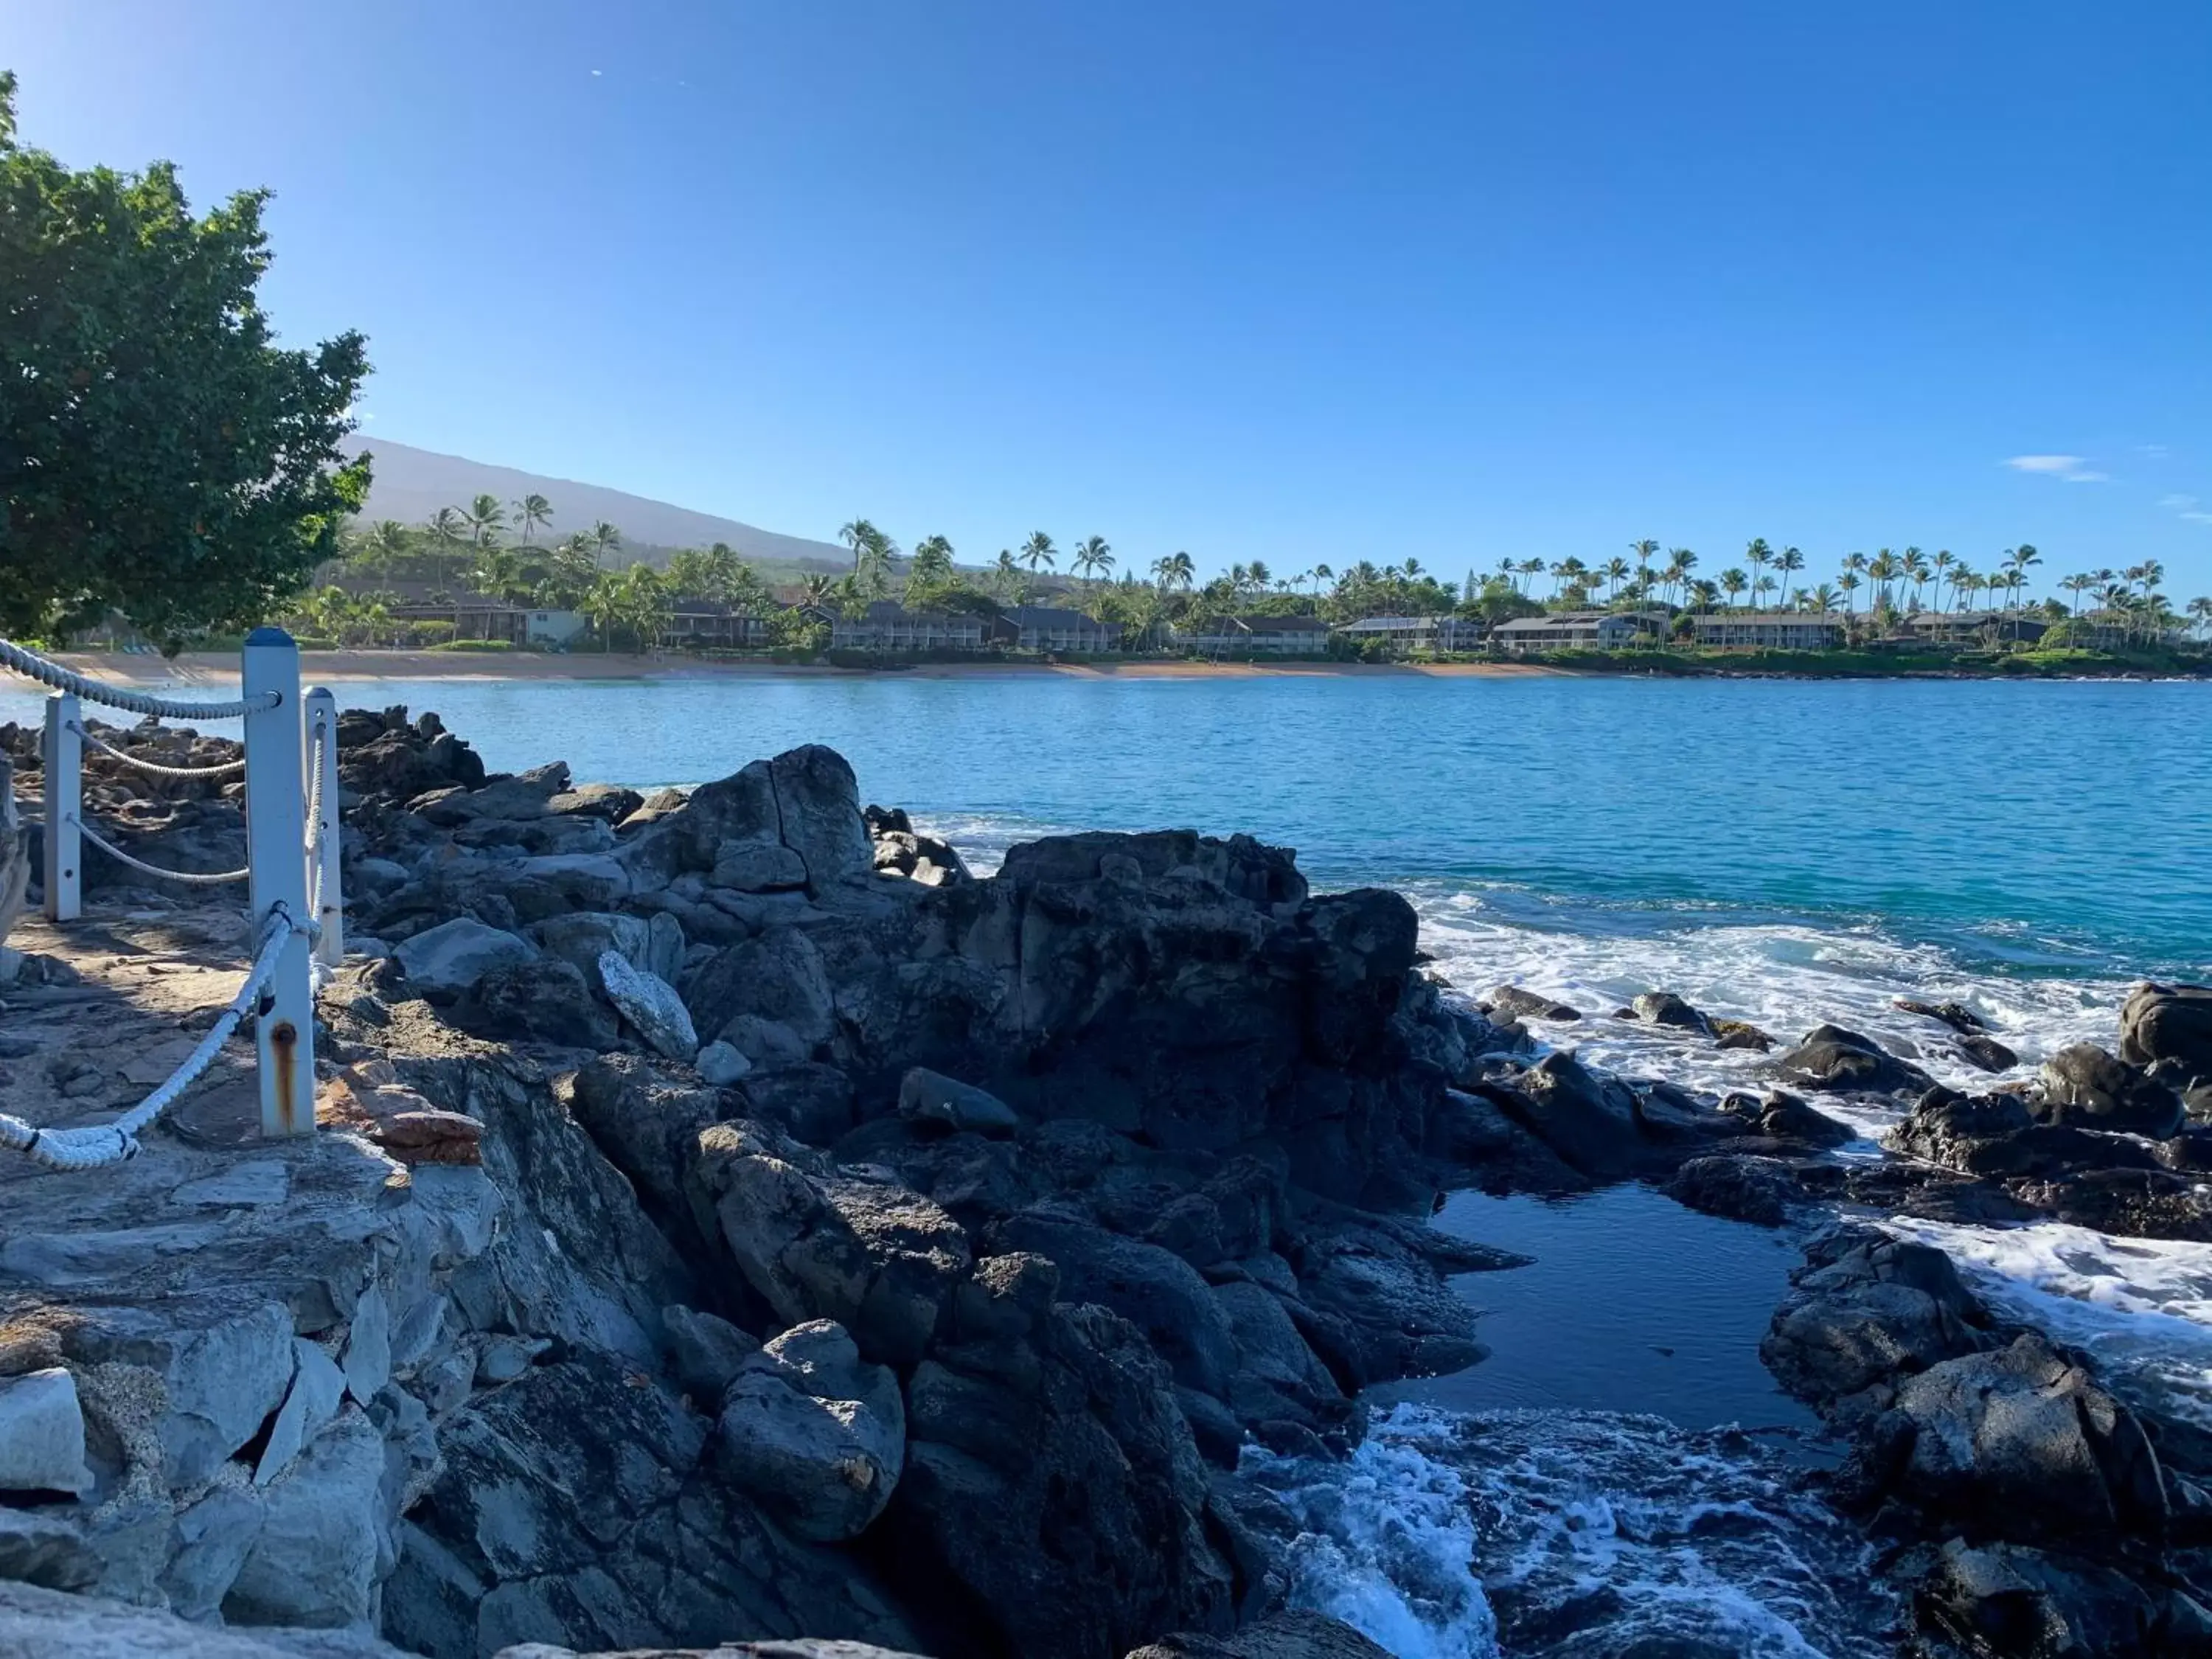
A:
13;1;2211;596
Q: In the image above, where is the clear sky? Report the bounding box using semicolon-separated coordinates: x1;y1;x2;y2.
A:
12;1;2211;595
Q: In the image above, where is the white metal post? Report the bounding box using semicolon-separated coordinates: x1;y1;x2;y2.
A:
304;686;342;970
41;693;80;922
242;630;315;1138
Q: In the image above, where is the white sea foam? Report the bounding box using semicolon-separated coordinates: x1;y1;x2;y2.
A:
1409;886;2122;1110
1243;1405;1896;1658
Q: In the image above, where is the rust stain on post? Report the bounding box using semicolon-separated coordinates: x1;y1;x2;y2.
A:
271;1020;301;1135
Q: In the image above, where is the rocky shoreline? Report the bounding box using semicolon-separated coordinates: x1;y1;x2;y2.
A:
0;707;2208;1658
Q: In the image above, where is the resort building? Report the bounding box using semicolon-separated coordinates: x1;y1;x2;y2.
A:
1331;614;1485;655
1688;611;1846;650
661;597;774;650
830;601;990;653
1170;614;1333;656
1492;611;1666;653
1901;610;2050;647
995;605;1123;654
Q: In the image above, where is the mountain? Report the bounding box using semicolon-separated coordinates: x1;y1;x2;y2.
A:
350;438;851;573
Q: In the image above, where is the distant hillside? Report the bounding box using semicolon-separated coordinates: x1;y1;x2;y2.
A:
351;438;851;574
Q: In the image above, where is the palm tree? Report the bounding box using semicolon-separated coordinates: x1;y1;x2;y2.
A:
2005;543;2042;614
1602;557;1632;601
1630;539;1659;588
512;493;553;546
1019;532;1058;588
1719;568;1748;609
464;494;506;554
425;507;467;593
2060;572;2096;616
591;521;622;567
361;518;411;580
1867;549;1902;616
1775;546;1806;608
1310;561;1333;595
1902;547;1929;613
1070;536;1113;586
1839;571;1861;614
1931;549;1955;612
1663;548;1697;608
2187;596;2212;641
1745;538;1772;604
1808;583;1840;614
911;535;956;585
1843;551;1869;602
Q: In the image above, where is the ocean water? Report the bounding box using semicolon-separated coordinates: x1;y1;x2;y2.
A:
7;667;2208;1656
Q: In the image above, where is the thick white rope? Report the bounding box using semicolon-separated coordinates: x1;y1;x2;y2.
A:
303;719;328;919
0;907;299;1169
0;637;276;722
67;720;246;779
73;815;249;886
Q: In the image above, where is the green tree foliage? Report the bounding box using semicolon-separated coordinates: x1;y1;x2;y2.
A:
0;72;371;644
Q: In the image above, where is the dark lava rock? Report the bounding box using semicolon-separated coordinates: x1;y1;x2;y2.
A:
1888;1088;2162;1180
1775;1023;1937;1098
1663;1154;1801;1227
1895;998;1988;1034
1727;1088;1857;1150
1915;1538;2212;1659
448;957;619;1051
1630;991;1715;1035
1486;984;1582;1023
2039;1043;2185;1138
1711;1018;1775;1052
1761;1226;1997;1419
1491;1050;1641;1178
1953;1032;2020;1073
2121;982;2212;1081
1863;1332;2170;1542
1126;1610;1395;1659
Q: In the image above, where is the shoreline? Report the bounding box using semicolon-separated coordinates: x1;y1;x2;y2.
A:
43;648;2206;686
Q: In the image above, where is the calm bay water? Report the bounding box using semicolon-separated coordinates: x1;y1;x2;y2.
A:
13;669;2194;972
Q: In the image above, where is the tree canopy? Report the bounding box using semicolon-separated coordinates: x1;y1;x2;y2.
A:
0;71;370;644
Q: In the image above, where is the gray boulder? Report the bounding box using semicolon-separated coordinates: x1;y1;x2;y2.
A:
720;1015;813;1071
714;840;811;893
598;950;699;1061
1486;984;1581;1022
2038;1043;2184;1137
697;1040;754;1085
393;917;538;1000
527;911;650;976
1663;1153;1799;1227
1775;1023;1936;1097
1913;1539;2212;1659
1761;1227;1997;1418
1874;1333;2168;1540
2121;981;2212;1080
1489;1050;1641;1178
223;1410;387;1627
450;958;619;1050
687;929;838;1049
664;1303;760;1402
690;1121;973;1368
0;1368;93;1495
1630;990;1715;1034
770;745;875;889
897;1067;1020;1135
717;1321;905;1543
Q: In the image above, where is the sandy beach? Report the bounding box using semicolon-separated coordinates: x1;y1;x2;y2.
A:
52;650;1568;685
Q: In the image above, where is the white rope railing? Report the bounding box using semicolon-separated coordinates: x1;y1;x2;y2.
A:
16;627;322;1144
0;637;277;722
72;815;249;886
0;905;302;1169
67;720;246;779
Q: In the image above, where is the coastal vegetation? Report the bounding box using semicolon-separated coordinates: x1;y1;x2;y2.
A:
0;72;369;647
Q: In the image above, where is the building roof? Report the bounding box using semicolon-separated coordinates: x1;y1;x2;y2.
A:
1241;613;1331;633
1693;611;1843;626
1337;614;1447;633
841;601;978;625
